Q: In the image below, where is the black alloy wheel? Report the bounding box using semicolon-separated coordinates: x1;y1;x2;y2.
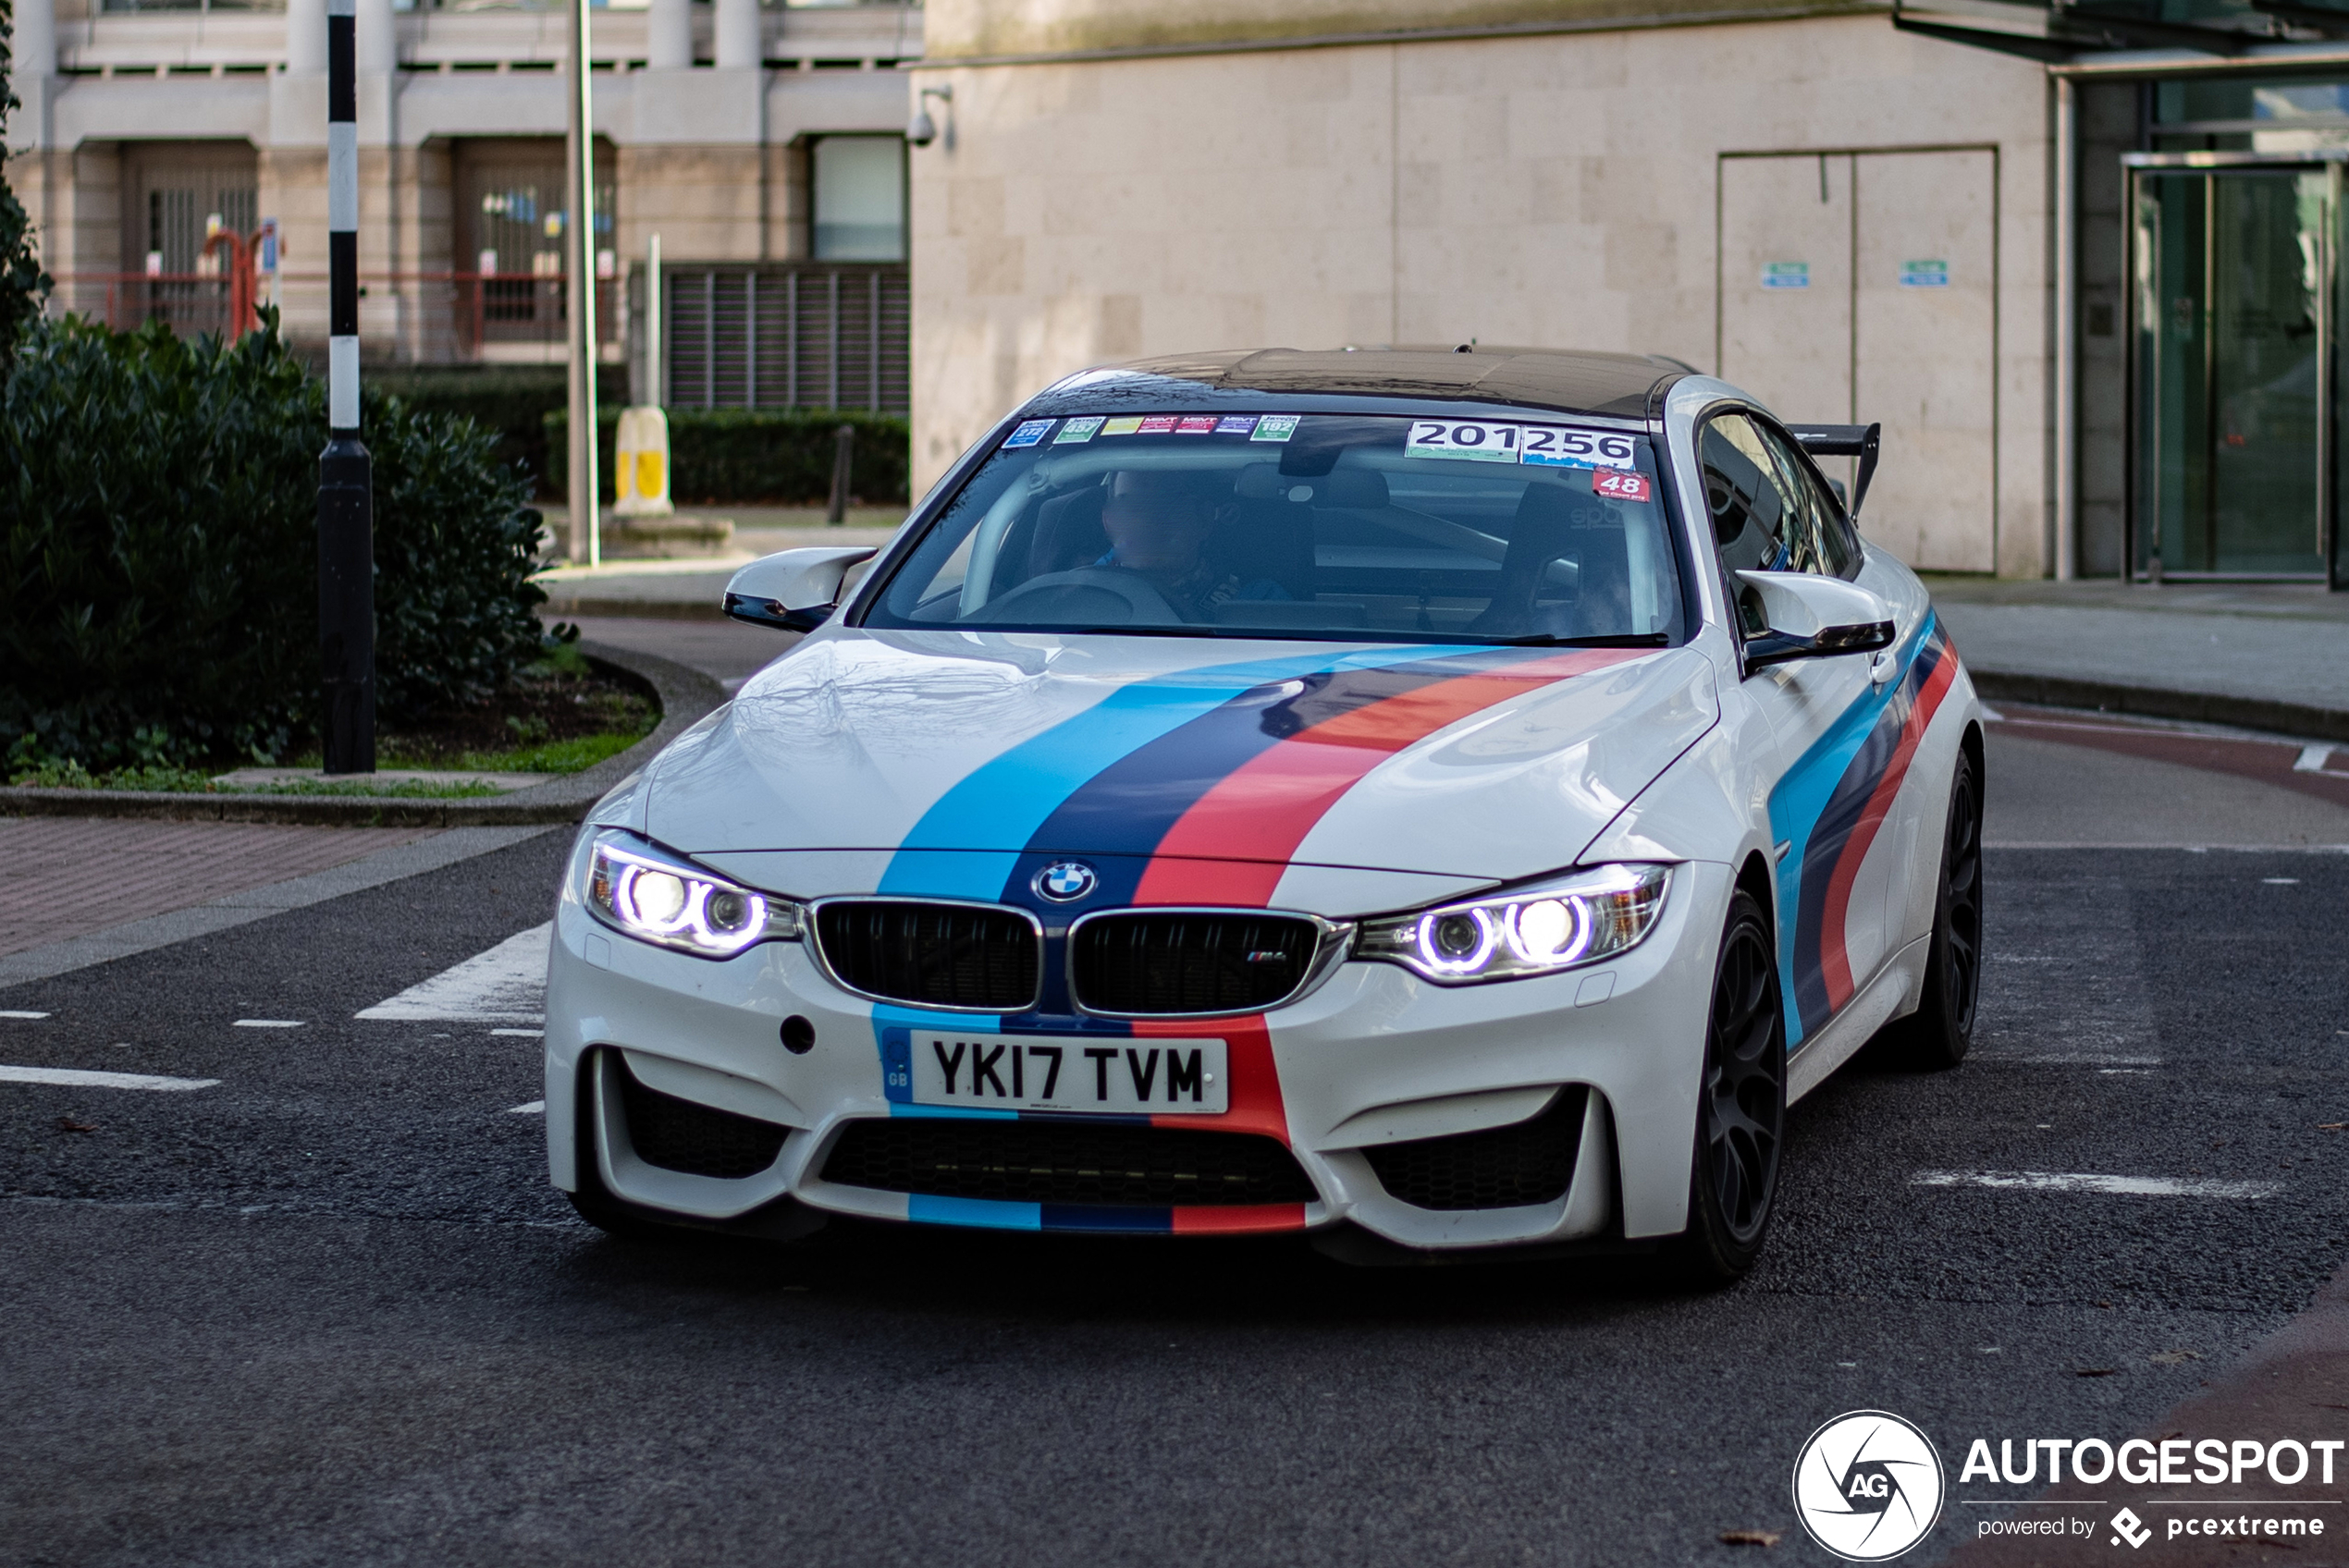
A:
1887;743;1983;1070
1675;889;1787;1283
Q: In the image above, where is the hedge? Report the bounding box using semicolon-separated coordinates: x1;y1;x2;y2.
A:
544;407;910;507
2;313;547;768
369;363;628;496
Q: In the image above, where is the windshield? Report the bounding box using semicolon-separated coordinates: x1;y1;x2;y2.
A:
858;412;1688;645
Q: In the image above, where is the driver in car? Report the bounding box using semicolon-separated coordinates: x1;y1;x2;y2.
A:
1097;471;1291;620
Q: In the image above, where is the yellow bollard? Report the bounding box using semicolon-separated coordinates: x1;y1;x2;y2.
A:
612;406;674;518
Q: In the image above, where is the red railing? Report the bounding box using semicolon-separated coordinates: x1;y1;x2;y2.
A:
51;272;621;358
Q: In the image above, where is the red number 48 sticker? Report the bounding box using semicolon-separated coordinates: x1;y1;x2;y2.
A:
1593;471;1652;502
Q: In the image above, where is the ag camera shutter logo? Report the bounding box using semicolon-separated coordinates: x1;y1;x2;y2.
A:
1792;1410;1947;1561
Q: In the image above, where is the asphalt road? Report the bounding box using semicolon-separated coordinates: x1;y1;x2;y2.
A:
3;722;2346;1567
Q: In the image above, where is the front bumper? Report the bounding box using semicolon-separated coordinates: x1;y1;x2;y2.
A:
545;860;1729;1251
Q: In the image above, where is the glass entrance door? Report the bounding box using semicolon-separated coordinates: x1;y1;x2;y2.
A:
2130;157;2340;582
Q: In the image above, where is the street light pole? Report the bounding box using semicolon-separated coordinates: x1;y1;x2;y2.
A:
565;0;600;566
319;0;375;775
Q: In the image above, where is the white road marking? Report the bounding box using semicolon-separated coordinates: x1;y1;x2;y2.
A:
1989;1053;2162;1067
232;1019;304;1029
506;1100;546;1115
2295;744;2336;773
488;1028;544;1038
0;1011;50;1020
0;1065;219;1092
1912;1170;2279;1199
356;924;551;1024
2263;877;2300;885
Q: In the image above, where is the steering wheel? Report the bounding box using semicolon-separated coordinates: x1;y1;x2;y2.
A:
970;567;1185;627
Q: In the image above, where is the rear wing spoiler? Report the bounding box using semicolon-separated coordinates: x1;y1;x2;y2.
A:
1785;423;1881;523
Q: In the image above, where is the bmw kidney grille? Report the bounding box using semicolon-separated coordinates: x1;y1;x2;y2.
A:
807;900;1325;1016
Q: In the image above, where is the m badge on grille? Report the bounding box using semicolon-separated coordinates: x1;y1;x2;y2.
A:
1034;861;1098;902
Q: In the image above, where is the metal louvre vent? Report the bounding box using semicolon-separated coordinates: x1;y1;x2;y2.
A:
821;1119;1318;1207
616;1063;789;1181
1070;911;1323;1015
1362;1087;1589;1211
813;900;1040;1011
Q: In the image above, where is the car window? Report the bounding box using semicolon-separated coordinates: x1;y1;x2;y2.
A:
857;413;1690;646
1753;422;1861;580
1700;410;1858;637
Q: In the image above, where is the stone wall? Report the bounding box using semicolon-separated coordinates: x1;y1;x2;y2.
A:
907;13;2055;576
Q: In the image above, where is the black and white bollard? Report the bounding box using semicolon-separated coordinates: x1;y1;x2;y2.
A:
318;0;375;775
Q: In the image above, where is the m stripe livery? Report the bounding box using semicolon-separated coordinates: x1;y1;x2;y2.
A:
1772;620;1959;1042
869;643;1646;1234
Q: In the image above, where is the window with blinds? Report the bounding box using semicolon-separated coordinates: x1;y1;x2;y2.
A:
662;263;909;414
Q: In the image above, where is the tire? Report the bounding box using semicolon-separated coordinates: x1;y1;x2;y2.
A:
1671;888;1788;1285
1885;743;1984;1071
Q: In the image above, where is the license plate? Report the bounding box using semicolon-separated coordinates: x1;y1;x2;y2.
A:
907;1032;1229;1115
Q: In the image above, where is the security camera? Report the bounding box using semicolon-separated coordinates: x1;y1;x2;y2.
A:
908;84;952;149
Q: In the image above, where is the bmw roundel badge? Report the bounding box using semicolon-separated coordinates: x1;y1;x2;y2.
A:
1034;861;1098;902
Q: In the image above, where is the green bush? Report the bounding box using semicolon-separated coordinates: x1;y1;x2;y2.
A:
544;407;910;506
372;363;631;496
1;312;547;769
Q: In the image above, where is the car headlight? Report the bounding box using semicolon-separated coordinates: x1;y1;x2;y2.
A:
579;829;803;959
1353;864;1671;984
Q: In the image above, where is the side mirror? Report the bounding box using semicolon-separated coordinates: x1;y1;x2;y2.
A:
1734;570;1895;669
723;546;879;632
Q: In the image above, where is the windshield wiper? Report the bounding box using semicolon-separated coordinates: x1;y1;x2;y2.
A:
1015;626;1674;647
1490;631;1672;648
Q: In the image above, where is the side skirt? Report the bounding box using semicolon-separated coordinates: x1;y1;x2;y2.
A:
1786;934;1930;1105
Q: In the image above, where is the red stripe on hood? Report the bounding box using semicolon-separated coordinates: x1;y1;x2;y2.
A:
1133;649;1638;908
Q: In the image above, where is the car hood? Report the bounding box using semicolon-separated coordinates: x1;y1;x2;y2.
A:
643;630;1716;909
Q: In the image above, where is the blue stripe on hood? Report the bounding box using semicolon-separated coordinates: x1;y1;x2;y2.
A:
878;644;1483;898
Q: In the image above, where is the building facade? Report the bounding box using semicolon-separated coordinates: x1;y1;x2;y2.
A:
907;0;2349;585
4;0;922;412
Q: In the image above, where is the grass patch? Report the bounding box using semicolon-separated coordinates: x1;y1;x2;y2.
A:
528;642;595;680
452;730;646;775
6;761;218;792
229;778;504;799
4;762;500;798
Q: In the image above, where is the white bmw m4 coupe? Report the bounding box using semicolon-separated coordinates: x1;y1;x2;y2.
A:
546;347;1983;1280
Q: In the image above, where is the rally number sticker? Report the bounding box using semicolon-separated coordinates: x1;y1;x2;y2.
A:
1593;470;1652;502
1520;425;1637;471
1406;420;1521;462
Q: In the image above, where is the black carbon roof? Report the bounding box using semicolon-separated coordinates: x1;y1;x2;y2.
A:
1046;346;1691;421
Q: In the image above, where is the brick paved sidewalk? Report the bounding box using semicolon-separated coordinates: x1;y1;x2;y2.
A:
0;818;432;959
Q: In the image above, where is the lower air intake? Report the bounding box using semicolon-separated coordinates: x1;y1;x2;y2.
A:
617;1061;789;1180
1362;1086;1589;1211
821;1119;1318;1207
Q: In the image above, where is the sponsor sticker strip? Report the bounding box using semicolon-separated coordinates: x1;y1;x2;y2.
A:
1023;413;1305;446
1023;412;1642;472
